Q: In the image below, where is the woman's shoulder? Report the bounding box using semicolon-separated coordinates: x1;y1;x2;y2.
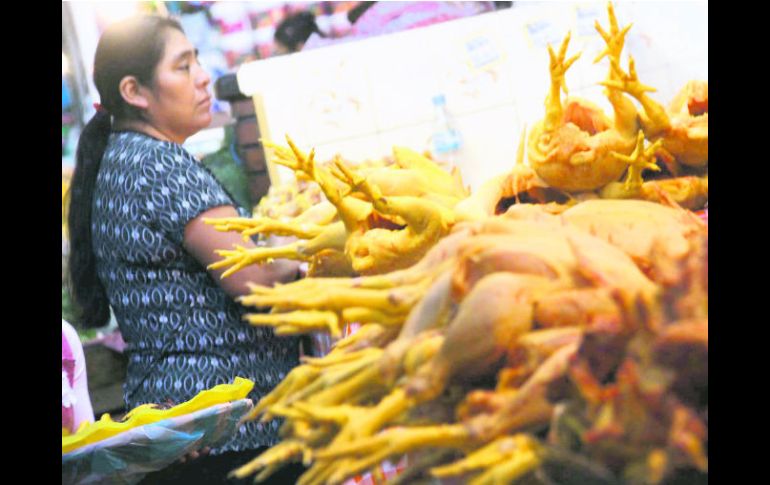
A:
108;130;164;150
102;131;160;166
107;131;201;171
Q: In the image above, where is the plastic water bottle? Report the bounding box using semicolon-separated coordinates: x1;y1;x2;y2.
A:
430;94;463;168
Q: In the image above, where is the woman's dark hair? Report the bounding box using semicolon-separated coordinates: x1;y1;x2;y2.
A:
68;15;183;328
347;2;376;25
274;11;323;53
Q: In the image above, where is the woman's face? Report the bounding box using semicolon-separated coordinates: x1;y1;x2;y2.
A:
143;29;212;143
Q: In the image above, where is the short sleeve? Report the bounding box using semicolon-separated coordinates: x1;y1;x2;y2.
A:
145;145;235;246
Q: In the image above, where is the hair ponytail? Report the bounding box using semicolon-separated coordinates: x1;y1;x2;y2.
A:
66;15;184;329
67;110;113;328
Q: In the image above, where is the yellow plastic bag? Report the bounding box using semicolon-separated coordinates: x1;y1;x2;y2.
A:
62;377;254;454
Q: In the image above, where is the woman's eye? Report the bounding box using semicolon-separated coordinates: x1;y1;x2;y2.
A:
179;64;190;71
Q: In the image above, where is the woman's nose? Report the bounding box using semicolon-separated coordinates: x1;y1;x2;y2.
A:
196;64;211;88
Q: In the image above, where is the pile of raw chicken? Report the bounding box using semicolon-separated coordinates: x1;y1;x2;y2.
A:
207;3;707;484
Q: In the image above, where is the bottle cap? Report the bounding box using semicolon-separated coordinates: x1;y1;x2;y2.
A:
432;94;446;106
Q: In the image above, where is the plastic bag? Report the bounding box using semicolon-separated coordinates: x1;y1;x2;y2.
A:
63;377;254;453
62;398;253;485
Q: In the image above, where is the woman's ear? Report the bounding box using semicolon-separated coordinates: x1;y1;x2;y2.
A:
118;76;150;110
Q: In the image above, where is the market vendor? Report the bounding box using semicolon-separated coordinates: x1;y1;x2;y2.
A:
66;14;304;483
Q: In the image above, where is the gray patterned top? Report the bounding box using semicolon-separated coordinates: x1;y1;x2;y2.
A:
91;131;299;453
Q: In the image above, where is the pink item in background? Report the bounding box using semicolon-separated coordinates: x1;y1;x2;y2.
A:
62;320;95;433
304;1;495;51
82;328;127;354
351;1;493;37
343;456;408;485
62;331;76;433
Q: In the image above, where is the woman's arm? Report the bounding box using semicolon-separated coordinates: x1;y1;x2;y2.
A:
183;205;301;299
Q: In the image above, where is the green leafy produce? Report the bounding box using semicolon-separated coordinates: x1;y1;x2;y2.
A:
201;125;252;212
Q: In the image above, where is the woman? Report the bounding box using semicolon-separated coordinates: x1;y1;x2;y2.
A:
67;15;303;482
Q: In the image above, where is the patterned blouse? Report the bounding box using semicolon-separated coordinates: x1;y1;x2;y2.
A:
91;131;299;453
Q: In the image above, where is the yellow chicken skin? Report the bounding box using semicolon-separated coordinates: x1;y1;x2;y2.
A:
638;175;708;211
207;135;465;278
603;60;708;170
663;80;708;169
237;215;663;485
228;197;706;485
527;6;641;193
360;146;469;205
598;131;708;209
332;158;457;275
455;128;571;222
223;4;708;482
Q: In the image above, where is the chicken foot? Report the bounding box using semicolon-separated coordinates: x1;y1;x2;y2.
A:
209;221;347;278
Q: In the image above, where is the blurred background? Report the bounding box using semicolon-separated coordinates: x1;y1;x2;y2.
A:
62;1;369;166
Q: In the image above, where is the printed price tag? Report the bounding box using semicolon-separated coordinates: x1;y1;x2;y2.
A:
575;4;604;38
525;19;563;50
464;35;501;70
